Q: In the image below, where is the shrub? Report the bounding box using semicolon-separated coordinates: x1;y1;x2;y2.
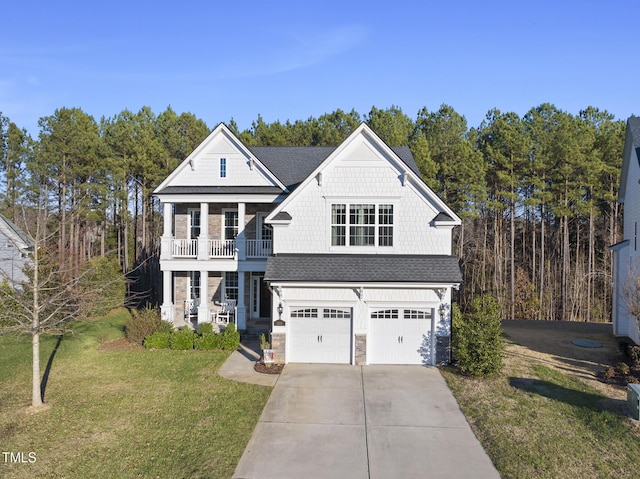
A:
125;306;163;344
628;345;640;367
170;327;194;350
259;333;271;350
194;333;222;350
144;331;171;349
221;323;240;351
451;296;504;377
198;322;214;336
602;366;616;380
617;362;630;376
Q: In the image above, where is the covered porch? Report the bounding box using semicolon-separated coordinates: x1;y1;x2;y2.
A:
161;270;273;332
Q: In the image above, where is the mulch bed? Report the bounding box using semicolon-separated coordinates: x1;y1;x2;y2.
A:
254;361;284;374
598;341;640;389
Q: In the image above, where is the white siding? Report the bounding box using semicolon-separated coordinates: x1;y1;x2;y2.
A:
618;148;640;341
169;135;276;188
272;135;451;254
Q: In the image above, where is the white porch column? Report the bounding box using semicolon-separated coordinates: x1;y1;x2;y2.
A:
160;202;173;260
236;271;246;330
197;202;209;260
160;270;174;323
237;202;246;260
197;270;209;324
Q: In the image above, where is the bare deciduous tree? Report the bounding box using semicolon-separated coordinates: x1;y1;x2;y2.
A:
0;196;125;410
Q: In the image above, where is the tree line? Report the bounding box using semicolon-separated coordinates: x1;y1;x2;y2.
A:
0;103;627;320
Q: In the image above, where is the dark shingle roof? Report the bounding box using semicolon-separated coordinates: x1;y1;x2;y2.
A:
272;211;292;221
249;146;420;190
628;117;640;147
249;146;335;190
264;254;462;283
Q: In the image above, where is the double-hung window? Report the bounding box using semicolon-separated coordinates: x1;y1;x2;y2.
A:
331;203;394;247
224;272;238;300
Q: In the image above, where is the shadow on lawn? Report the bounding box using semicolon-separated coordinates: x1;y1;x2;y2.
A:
509;376;627;414
40;335;64;401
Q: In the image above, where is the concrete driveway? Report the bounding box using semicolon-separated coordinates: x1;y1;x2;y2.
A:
233;364;500;479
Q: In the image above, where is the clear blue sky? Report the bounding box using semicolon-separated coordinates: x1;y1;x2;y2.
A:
2;0;638;137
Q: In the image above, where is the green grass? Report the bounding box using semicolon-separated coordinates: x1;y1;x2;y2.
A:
0;309;272;479
442;351;640;478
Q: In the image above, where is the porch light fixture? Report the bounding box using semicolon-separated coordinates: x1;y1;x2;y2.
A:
438;304;446;320
274;303;286;326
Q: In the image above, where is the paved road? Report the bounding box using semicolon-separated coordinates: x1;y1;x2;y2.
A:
233;364;500;479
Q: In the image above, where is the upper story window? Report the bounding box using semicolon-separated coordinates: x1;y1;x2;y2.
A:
224;210;238;240
220;158;227;178
188;209;200;240
331;203;394;247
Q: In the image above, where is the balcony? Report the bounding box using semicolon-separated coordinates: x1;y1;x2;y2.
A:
167;238;272;259
209;239;235;258
172;239;197;257
245;239;273;257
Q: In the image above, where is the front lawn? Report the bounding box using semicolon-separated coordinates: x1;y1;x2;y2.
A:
442;340;640;478
0;309;272;479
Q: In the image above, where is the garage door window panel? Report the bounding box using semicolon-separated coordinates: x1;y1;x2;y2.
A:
371;309;399;319
323;308;351;319
404;310;431;320
291;308;318;318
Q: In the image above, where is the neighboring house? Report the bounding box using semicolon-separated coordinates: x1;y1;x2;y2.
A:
612;116;640;345
153;122;462;365
0;214;33;289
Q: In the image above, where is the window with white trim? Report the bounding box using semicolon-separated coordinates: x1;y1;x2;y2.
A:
220;158;227;178
224;272;238;300
331;203;393;247
224;210;238;240
189;271;201;301
188;208;200;240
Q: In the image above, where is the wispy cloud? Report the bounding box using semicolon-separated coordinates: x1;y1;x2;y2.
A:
220;24;369;79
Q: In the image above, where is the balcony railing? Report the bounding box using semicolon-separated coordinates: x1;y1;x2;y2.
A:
246;239;272;257
168;238;271;259
172;239;197;257
209;239;236;258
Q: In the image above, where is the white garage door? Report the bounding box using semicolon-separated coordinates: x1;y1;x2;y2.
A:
369;309;433;364
289;308;352;363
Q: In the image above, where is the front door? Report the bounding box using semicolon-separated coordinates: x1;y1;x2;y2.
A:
251;275;272;318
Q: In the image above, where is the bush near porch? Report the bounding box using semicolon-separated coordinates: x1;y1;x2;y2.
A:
124;306;241;351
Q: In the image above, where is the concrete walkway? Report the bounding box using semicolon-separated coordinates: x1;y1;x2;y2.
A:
218;338;279;387
225;356;500;479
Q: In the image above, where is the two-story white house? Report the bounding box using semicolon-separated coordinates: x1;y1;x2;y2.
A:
153;122;462;365
611;116;640;345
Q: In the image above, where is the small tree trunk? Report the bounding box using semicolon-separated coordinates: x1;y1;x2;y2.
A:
32;332;42;407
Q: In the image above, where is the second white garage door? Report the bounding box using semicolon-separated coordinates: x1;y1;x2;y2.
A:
369;309;433;364
288;307;352;363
